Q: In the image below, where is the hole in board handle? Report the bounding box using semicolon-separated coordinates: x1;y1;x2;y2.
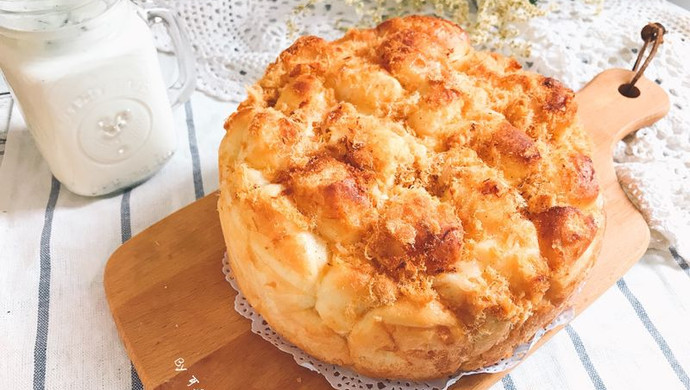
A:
618;83;641;98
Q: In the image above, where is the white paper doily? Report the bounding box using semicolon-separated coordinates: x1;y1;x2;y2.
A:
222;255;575;390
150;0;690;259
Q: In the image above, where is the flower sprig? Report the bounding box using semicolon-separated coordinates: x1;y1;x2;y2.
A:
292;0;547;57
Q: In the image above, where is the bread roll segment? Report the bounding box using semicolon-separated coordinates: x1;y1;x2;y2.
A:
219;15;604;380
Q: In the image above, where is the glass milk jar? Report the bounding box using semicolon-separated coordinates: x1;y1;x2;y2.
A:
0;0;195;196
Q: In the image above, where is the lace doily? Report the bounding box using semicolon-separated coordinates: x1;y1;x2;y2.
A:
222;255;575;390
151;0;689;259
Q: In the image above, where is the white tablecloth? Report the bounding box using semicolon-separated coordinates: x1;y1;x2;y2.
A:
1;5;690;390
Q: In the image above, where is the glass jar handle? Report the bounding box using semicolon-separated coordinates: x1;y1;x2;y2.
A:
141;5;196;108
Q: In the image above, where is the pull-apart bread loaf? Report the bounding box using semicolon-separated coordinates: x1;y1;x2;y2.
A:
218;15;604;380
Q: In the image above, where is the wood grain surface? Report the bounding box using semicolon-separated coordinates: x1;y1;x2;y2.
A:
104;69;669;390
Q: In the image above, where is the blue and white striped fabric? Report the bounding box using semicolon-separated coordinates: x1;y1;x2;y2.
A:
0;66;689;390
0;94;225;389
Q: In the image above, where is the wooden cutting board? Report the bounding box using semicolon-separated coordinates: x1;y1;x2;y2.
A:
104;69;669;390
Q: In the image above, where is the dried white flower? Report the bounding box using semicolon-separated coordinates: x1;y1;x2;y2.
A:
293;0;602;58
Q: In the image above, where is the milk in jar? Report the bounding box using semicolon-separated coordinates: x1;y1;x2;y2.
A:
0;0;194;196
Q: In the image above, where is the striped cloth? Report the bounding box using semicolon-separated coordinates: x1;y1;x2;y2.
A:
0;97;688;389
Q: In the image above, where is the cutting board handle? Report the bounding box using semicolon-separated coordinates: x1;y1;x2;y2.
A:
571;68;669;270
574;68;670;149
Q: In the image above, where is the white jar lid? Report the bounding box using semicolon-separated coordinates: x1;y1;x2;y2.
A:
0;0;117;31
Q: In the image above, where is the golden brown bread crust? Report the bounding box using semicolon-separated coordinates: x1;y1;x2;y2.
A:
218;15;605;380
